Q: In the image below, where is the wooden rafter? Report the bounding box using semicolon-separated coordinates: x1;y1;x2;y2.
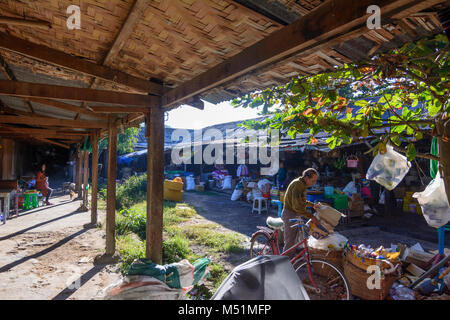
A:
27;98;108;120
0;32;163;95
0;53;34;113
0;16;51;29
0;80;159;107
0;114;107;129
160;0;445;108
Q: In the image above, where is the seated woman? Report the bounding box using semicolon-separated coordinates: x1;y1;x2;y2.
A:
36;163;53;205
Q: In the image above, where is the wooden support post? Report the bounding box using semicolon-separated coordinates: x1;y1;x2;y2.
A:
76;144;82;198
145;107;164;264
106;117;118;256
91;130;99;225
81;150;89;211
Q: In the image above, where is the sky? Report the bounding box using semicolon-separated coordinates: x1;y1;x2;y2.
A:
165;100;262;129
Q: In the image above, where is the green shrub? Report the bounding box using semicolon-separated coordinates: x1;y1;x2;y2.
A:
116;206;147;240
116;174;147;210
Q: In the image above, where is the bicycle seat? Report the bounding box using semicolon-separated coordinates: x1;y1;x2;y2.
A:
266;216;284;230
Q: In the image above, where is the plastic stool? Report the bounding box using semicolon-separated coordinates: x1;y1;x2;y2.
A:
252;197;268;215
271;200;283;217
23;191;39;210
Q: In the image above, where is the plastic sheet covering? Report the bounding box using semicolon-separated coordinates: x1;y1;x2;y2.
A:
95;275;187;300
212;255;309;300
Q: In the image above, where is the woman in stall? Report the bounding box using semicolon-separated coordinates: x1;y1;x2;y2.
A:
36;163;53;205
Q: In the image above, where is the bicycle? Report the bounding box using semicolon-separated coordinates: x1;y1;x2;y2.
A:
249;216;351;300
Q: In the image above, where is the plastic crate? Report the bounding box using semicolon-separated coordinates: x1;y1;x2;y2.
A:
164;189;183;202
164;180;183;191
331;194;348;210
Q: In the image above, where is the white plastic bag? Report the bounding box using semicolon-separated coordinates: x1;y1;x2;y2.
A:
307;232;349;251
231;189;243;201
366;145;411;190
222;175;232;190
186;176;195;191
413;172;450;228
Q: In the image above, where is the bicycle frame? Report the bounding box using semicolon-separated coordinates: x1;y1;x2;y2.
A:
269;224;320;293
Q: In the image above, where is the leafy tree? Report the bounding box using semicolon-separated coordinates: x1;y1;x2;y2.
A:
99;126;140;155
233;34;450;202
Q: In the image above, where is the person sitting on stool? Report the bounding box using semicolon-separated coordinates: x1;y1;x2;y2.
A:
36;163;53;206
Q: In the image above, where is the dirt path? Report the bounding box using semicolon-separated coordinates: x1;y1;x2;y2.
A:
183;191;443;254
0;196;121;300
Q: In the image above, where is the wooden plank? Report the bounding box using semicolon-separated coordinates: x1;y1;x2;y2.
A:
106;118;118;256
146;108;164;264
0;17;51;28
34;137;70;149
0;132;87;140
161;0;440;108
0;32;163;95
0;125;89;136
91;130;99;225
103;0;152;66
27;98;108;120
0;114;107;129
89;105;150;113
0;80;160;107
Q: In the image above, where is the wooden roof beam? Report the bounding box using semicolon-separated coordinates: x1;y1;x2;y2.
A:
0;53;35;113
26;98;108;120
0;114;107;129
161;0;444;108
0;32;163;95
0;80;159;107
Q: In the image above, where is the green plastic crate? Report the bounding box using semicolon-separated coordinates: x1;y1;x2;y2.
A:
332;194;348;210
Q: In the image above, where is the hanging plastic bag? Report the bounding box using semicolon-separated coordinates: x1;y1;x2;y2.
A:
366;144;411;190
413;172;450;228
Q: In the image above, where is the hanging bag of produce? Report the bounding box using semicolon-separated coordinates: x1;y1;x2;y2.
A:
412;171;450;228
366;144;411;190
346;155;359;168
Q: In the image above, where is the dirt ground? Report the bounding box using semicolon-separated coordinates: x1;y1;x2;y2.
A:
183;190;448;255
0;195;121;300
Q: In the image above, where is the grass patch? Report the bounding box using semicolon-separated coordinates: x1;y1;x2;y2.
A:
116;233;145;274
181;224;245;254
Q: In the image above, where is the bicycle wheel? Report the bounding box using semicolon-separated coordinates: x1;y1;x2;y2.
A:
249;232;275;259
295;259;351;300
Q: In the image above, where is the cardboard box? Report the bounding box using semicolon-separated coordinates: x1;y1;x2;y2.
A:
348;199;364;211
195;185;205;192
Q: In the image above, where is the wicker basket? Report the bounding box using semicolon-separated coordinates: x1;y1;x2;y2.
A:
343;260;398;300
309;248;344;276
344;249;401;272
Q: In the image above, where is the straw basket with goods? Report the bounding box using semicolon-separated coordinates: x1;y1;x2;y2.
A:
343;245;401;300
309;248;344;276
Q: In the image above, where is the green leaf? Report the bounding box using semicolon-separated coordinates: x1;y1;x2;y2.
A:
391;125;407;134
415;132;423;141
354;100;369;107
428;99;443;117
406;144;417;161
